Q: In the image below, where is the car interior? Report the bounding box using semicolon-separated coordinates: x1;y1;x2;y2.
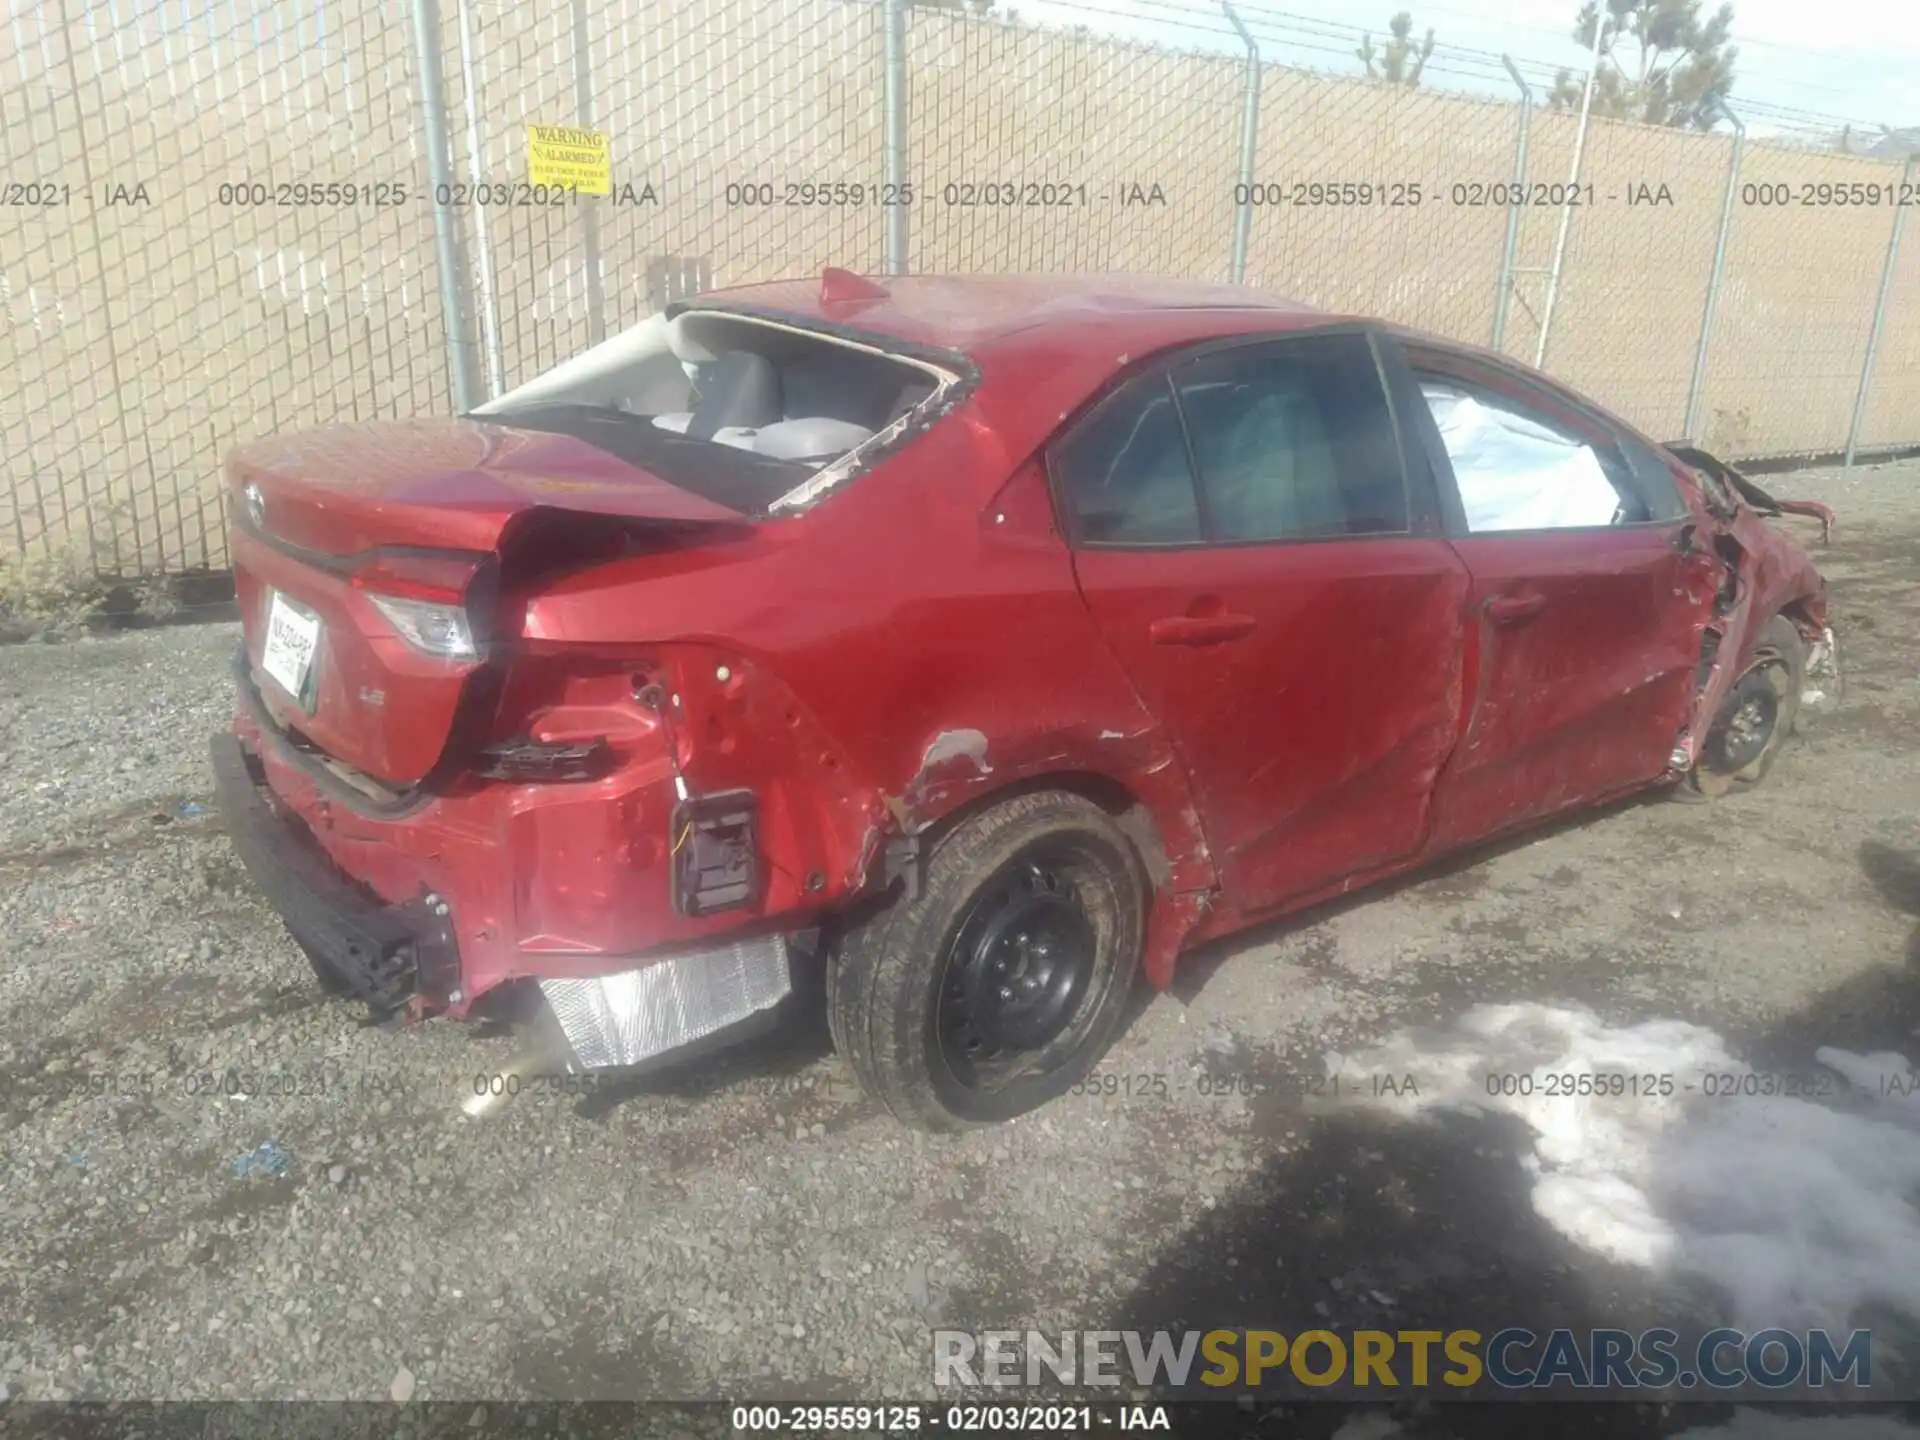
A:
1416;377;1632;532
1405;355;1690;533
1176;351;1408;540
1060;378;1204;543
472;308;949;471
1052;339;1410;545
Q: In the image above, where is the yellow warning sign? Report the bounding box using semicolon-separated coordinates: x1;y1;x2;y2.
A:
526;124;611;196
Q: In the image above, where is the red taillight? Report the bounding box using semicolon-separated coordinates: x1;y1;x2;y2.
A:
348;551;485;604
350;551;490;660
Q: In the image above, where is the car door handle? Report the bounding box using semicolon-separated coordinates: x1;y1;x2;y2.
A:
1149;613;1256;645
1484;591;1547;626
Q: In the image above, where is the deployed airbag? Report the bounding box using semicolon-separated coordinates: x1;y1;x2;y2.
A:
1422;384;1622;533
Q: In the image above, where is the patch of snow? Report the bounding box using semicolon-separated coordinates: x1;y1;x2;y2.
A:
1332;1003;1920;1331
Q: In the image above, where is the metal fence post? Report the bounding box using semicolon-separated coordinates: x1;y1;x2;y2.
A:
1534;8;1605;368
1222;1;1259;286
573;0;607;345
882;0;909;276
1845;151;1915;467
408;0;483;412
1491;55;1531;351
453;0;506;397
1683;96;1744;441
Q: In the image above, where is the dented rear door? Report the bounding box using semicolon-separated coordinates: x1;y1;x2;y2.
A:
1056;330;1471;917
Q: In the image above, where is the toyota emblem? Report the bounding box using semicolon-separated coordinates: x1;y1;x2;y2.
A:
243;482;265;530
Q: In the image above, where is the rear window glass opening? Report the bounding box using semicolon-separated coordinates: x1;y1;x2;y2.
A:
471;309;962;516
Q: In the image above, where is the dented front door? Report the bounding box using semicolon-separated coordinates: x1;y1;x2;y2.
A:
1427;527;1717;849
1392;342;1722;850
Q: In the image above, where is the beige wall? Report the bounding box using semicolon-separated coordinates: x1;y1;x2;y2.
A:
2;0;1914;579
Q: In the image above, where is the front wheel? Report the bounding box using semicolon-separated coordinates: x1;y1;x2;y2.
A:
1688;613;1805;798
828;790;1146;1131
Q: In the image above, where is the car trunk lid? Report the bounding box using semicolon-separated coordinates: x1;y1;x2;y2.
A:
227;416;753;787
229;416;750;555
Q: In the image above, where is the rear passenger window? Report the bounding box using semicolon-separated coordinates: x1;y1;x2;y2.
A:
1052;374;1202;545
1173;335;1408;542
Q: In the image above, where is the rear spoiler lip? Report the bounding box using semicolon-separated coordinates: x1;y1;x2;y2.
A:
1662;441;1835;546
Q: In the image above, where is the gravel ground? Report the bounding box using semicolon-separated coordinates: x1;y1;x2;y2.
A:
2;459;1919;1435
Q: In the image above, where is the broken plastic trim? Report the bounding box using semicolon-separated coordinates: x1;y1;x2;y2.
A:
883;832;928;903
1664;442;1835;545
1801;625;1844;722
472;736;614;783
671;789;761;917
664;300;981;514
1726;475;1837;546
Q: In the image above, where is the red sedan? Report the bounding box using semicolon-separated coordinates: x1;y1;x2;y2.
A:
210;270;1837;1131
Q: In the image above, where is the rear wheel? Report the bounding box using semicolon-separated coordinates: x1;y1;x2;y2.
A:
1688;614;1804;798
828;790;1146;1131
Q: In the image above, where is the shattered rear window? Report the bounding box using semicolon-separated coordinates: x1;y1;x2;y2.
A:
480;403;813;517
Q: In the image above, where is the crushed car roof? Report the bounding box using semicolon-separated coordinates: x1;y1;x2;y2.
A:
677;272;1333;355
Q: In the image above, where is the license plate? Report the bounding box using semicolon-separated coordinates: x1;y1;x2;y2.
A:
261;591;322;705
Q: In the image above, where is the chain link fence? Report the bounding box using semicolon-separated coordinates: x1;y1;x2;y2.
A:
446;0;892;393
2;0;1917;582
1501;109;1732;441
0;0;453;581
1859;181;1920;454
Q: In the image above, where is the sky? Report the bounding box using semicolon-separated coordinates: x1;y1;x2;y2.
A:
1011;0;1920;138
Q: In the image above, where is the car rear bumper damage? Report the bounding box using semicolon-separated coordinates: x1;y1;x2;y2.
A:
210;731;457;1013
211;718;795;1080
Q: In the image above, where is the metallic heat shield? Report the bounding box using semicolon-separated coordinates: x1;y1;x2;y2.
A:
538;934;792;1070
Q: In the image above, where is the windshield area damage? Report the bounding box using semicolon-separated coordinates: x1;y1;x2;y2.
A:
470;301;968;515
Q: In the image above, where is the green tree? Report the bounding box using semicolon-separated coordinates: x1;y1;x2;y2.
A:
1357;12;1435;86
1547;0;1737;129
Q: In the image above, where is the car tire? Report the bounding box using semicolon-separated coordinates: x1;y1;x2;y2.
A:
828;789;1147;1132
1688;614;1805;799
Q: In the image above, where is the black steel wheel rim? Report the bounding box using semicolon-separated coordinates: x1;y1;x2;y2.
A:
1703;651;1787;776
935;843;1103;1089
